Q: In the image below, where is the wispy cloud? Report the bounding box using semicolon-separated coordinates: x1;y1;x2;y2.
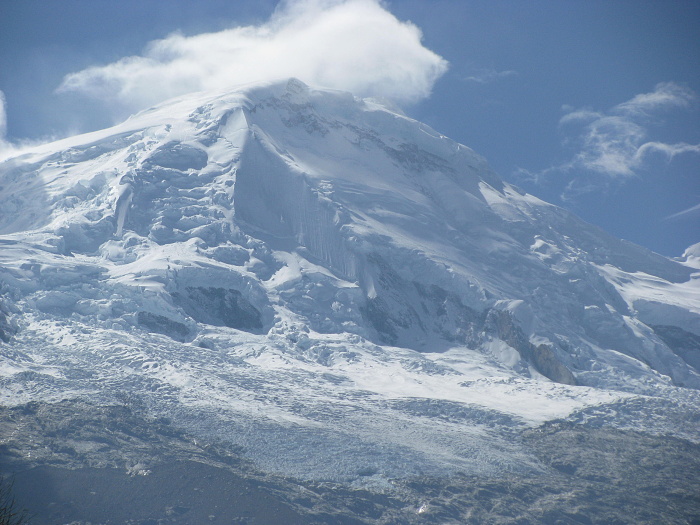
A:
0;90;63;161
664;202;700;221
464;68;517;84
519;82;700;199
0;90;6;141
57;0;448;120
0;90;15;160
614;81;695;116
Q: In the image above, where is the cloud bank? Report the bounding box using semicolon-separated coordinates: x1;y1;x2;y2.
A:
520;83;700;199
57;0;448;117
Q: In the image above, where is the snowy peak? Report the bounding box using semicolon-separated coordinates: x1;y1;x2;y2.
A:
0;78;699;394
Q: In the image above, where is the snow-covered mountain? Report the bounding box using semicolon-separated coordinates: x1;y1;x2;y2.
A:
1;79;699;523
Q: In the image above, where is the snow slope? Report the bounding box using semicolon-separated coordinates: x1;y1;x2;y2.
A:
1;78;699;483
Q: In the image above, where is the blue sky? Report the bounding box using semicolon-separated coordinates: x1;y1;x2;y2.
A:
0;0;698;256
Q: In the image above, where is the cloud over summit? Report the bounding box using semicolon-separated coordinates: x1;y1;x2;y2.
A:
57;0;448;117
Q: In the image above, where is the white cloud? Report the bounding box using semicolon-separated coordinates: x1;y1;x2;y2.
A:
0;90;64;161
57;0;448;118
562;114;647;177
0;90;6;140
558;108;602;125
464;68;517;84
0;90;15;160
635;141;700;161
520;83;700;199
613;81;695;117
665;202;700;221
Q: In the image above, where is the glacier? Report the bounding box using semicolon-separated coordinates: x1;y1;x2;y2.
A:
0;78;699;523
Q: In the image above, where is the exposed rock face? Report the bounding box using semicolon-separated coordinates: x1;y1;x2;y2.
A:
0;295;17;343
172;286;263;332
653;324;700;371
137;311;189;341
484;308;577;385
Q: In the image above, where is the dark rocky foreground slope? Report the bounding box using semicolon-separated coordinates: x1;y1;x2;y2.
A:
2;399;699;524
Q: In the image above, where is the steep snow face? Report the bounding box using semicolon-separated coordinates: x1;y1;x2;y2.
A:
1;79;699;481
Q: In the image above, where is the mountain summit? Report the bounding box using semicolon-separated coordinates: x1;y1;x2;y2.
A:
1;79;699;522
